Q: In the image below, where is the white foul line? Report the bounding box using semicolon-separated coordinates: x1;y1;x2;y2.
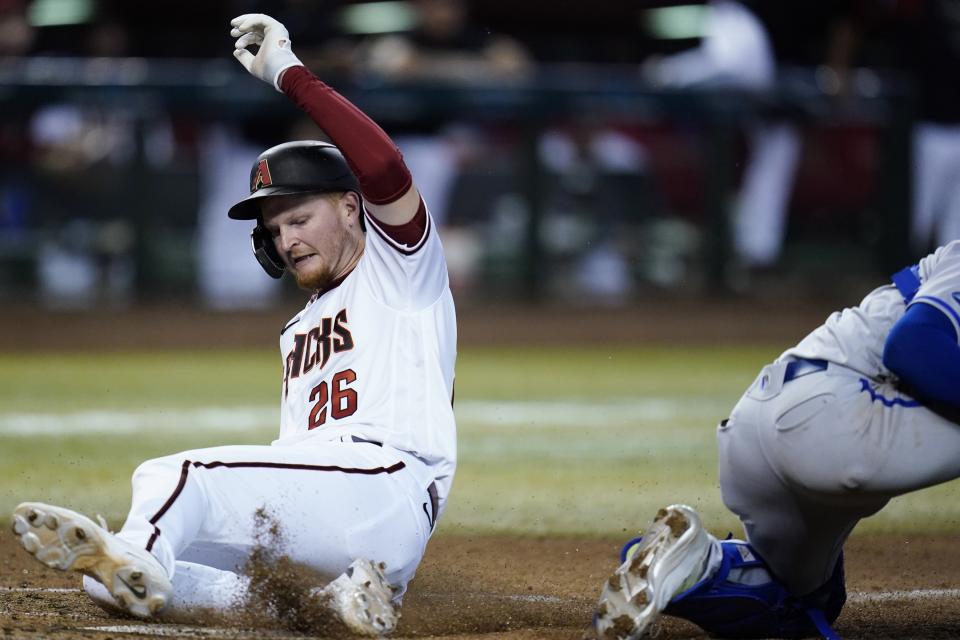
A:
847;588;960;603
4;585;960;604
0;398;729;436
0;586;81;593
81;625;296;638
0;586;563;604
420;591;565;604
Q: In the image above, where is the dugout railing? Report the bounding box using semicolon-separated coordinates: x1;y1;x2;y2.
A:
0;57;914;305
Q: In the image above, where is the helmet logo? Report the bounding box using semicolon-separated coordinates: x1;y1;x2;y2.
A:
251;159;273;193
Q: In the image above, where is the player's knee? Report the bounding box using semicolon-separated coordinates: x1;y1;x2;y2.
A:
131;455;190;489
808;461;872;493
839;467;868;491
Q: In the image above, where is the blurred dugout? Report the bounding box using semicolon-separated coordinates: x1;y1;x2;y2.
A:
0;0;930;308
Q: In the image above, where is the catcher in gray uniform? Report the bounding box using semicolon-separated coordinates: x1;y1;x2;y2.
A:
595;240;960;640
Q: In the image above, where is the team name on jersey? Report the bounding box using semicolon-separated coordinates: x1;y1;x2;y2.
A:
283;309;355;397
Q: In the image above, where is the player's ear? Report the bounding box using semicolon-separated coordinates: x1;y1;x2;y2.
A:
341;190;361;220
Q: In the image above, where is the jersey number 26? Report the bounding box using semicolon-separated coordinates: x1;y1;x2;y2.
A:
308;369;358;429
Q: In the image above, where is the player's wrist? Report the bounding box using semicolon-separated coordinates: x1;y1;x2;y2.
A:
269;53;303;92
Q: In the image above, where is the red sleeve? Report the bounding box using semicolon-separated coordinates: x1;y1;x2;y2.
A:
366;199;428;246
279;66;412;206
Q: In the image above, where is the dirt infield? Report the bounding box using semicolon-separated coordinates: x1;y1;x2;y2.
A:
2;530;959;639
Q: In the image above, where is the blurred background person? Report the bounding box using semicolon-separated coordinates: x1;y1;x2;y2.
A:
890;0;960;254
0;0;35;297
0;0;33;59
0;0;35;239
361;0;531;85
0;0;930;308
23;5;153;309
194;121;286;311
644;0;864;283
537;118;652;304
356;0;533;229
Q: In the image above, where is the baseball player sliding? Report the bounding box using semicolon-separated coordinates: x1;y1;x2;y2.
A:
595;241;960;640
12;14;456;636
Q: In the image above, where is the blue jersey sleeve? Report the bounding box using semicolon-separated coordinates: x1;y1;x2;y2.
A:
883;303;960;410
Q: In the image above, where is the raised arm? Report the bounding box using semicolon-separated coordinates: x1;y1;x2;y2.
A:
230;13;422;228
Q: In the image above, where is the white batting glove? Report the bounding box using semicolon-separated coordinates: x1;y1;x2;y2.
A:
230;14;303;92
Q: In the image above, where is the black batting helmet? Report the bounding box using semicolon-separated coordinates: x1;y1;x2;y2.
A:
227;140;360;220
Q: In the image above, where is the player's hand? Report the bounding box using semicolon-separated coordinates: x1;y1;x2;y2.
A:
230;14;303;92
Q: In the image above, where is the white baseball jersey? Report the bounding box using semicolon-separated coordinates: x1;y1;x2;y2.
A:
274;206;457;513
780;239;960;377
111;205;455;615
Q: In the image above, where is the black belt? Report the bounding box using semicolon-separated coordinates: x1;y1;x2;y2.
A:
783;358;828;383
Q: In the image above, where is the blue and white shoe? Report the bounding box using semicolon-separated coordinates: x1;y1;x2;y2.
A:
594;504;712;639
664;539;846;639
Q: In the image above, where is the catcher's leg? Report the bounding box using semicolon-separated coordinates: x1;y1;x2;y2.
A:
601;363;851;640
726;364;960;595
593;503;845;640
718;365;866;595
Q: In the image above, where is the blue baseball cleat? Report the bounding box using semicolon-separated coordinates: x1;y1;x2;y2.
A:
664;539;845;639
594;504;846;640
594;504;713;639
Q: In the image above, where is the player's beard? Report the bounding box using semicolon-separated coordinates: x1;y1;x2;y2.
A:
293;262;337;292
289;214;363;292
291;229;358;292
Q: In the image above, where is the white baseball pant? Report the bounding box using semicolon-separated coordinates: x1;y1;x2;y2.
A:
82;437;437;614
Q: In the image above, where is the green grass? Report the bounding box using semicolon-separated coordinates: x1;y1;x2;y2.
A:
0;351;279;412
2;345;958;537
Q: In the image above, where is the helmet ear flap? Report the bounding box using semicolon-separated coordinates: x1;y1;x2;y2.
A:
251;224;285;279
